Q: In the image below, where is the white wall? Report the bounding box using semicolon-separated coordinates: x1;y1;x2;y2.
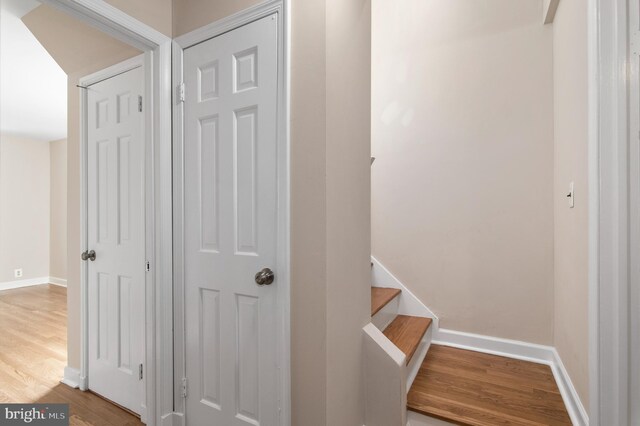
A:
552;0;589;410
0;133;51;283
372;0;555;344
50;139;67;281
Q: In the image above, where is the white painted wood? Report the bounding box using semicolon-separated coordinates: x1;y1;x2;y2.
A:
182;14;281;426
49;277;68;287
363;323;407;426
588;0;633;424
173;2;290;424
543;0;560;24
629;0;640;422
371;257;439;330
86;65;145;414
62;366;85;389
406;328;431;392
551;349;589;426
0;277;53;291
371;293;399;331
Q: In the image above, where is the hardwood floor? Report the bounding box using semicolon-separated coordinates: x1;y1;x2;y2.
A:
408;345;572;426
0;284;143;426
382;315;432;365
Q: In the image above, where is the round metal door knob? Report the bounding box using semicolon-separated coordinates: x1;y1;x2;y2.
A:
255;268;275;286
81;250;96;261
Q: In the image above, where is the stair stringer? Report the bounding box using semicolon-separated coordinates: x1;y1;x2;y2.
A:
363;323;407;426
371;257;439;331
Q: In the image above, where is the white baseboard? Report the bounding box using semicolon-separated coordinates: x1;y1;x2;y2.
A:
49;277;67;287
61;366;84;389
160;412;184;426
0;277;51;291
433;329;588;426
0;276;67;291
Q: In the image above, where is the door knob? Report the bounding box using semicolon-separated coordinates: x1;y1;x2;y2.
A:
255;268;275;286
81;250;96;261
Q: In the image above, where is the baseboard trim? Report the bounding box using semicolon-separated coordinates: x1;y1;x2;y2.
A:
61;366;85;389
433;329;588;426
160;412;184;426
49;277;68;287
0;277;68;291
0;277;51;291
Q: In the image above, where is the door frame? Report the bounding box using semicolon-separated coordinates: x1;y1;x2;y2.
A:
172;1;291;425
588;0;637;424
40;1;174;425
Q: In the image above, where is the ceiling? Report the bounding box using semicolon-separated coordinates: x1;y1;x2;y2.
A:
0;0;67;141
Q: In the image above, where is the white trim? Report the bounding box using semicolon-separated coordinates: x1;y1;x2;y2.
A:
48;277;68;287
37;1;175;424
0;277;53;291
61;366;86;389
172;2;291;424
588;0;632;424
543;0;560;24
433;329;588;426
371;257;439;330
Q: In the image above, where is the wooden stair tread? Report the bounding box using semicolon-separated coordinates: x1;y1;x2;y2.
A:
382;315;432;364
371;287;401;316
407;345;572;426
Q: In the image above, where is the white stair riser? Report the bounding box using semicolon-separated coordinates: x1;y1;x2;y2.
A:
406;327;432;392
372;295;400;331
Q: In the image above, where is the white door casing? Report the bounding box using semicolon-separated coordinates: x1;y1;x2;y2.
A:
183;13;280;426
86;65;145;414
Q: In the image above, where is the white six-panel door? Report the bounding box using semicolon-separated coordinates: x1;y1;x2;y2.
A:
183;14;279;426
86;66;145;414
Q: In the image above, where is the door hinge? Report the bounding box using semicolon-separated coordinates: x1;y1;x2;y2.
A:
139;363;143;380
177;82;185;103
138;95;143;112
181;377;188;398
145;261;150;272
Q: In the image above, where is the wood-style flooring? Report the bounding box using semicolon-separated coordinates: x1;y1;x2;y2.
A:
0;284;143;426
408;345;572;425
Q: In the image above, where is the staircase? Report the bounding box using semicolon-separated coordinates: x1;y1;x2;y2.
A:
364;259;438;426
364;259;574;426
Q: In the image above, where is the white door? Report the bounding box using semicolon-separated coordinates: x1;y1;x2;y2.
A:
86;65;145;414
183;14;280;426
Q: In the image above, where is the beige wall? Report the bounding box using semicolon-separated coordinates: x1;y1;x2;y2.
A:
325;0;371;424
24;4;141;369
552;0;589;410
372;0;555;344
105;0;172;36
0;134;51;283
172;0;263;36
50;139;67;281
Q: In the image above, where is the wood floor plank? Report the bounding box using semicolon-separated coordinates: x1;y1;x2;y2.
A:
382;315;432;364
371;287;401;316
0;284;143;426
408;345;572;425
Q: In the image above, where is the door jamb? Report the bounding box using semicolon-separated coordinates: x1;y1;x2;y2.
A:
588;0;635;424
40;1;174;425
172;1;291;425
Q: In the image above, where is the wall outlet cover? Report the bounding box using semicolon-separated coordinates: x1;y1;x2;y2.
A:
14;269;23;278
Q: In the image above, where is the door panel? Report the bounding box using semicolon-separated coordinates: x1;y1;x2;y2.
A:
183;14;279;426
87;65;145;414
